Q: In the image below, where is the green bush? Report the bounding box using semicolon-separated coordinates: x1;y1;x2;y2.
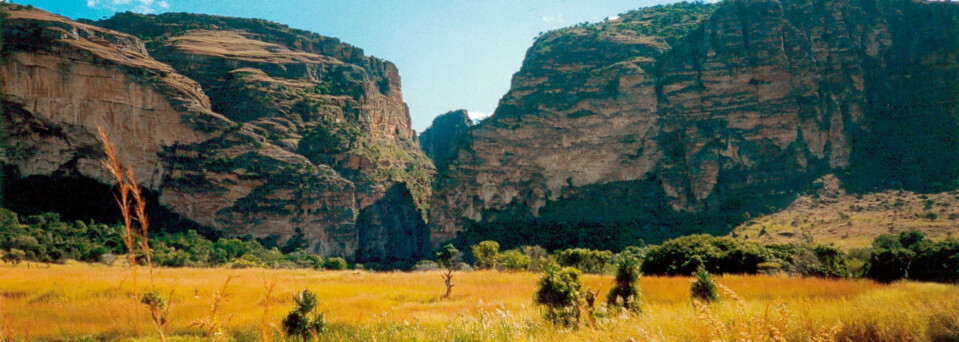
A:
471;240;500;270
811;244;848;278
606;255;642;312
323;257;348;270
690;266;718;303
555;248;612;274
534;263;582;327
497;250;531;271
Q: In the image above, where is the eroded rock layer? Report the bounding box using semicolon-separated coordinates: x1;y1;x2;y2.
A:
431;0;959;250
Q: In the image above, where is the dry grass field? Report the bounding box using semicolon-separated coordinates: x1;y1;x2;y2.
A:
1;262;958;341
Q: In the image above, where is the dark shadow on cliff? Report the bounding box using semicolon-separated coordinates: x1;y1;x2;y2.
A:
1;165;220;238
841;0;959;194
449;177;802;253
354;182;429;269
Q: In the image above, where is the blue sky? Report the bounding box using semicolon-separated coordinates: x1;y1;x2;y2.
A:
18;0;682;131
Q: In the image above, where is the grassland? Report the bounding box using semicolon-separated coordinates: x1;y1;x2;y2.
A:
2;263;958;341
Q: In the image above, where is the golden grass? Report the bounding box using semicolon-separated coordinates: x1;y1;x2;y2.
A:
2;263;958;341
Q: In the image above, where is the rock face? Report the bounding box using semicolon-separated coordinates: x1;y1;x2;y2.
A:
0;5;433;264
431;0;959;250
419;110;472;174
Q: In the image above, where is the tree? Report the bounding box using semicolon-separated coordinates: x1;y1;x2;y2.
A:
534;263;582;327
436;244;460;298
866;247;914;283
690;266;718;302
282;289;325;341
471;240;499;270
606;255;642;312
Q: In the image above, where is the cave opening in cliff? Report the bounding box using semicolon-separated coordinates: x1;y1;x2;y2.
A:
1;167;219;238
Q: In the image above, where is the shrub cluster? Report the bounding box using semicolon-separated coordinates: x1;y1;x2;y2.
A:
0;208;353;270
642;235;773;275
865;230;959;283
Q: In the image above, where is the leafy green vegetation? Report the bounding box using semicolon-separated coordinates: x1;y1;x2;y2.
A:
354;137;435;216
0;207;351;269
534;263;582;327
470;240;499;270
642;234;773;276
282;289;326;340
689;266;718;302
606;255;642;312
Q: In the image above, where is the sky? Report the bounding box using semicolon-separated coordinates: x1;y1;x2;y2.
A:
17;0;682;132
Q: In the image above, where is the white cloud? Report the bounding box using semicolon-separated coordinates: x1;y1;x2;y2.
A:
87;0;170;13
467;111;492;122
541;15;564;27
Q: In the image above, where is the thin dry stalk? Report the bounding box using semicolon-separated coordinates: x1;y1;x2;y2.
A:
193;275;234;341
260;278;277;342
97;125;144;338
128;169;154;288
98;127;138;295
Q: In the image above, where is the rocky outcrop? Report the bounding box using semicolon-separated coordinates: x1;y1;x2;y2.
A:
0;4;431;264
419;110;472;174
431;0;959;250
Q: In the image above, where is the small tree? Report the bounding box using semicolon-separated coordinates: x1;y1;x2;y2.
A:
690;266;718;303
436;244;460;298
282;289;325;341
607;255;642;312
534;263;582;327
471;240;499;270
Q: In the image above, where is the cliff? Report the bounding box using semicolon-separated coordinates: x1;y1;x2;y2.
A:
430;0;959;250
0;4;433;265
419;109;472;174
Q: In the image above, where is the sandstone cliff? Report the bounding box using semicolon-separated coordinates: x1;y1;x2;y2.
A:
419;109;472;174
431;0;959;250
0;4;432;264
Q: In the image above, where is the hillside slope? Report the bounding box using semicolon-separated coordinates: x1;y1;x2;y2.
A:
430;0;959;250
731;174;959;250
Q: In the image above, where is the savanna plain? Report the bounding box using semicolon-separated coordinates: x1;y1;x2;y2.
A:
1;263;958;341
